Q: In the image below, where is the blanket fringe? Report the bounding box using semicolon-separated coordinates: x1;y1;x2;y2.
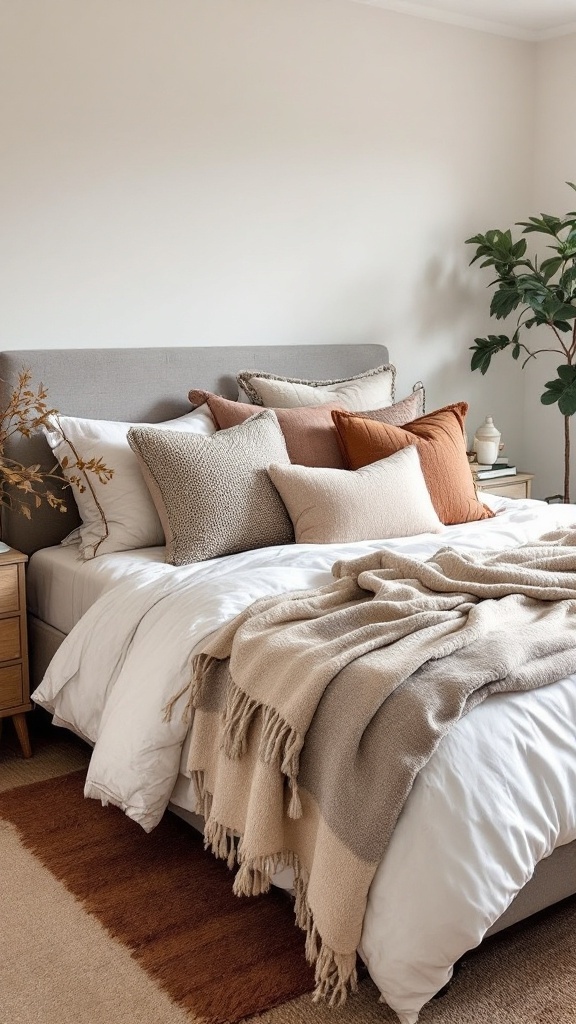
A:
312;945;358;1007
162;652;222;724
222;684;304;818
190;652;221;709
162;680;193;724
230;845;358;1006
191;769;213;821
204;817;237;871
222;685;260;758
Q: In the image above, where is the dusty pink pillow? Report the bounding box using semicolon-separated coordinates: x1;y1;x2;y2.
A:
188;390;343;467
188;388;426;468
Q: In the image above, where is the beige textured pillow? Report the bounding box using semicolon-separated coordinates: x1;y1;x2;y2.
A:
236;364;396;410
267;445;443;544
127;410;294;565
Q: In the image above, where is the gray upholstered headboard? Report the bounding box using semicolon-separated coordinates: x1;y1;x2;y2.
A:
0;344;389;555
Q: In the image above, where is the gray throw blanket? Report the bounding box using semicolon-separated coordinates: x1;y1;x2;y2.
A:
179;529;576;1005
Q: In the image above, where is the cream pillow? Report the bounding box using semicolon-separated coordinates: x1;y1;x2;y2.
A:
44;406;216;559
267;445;443;544
236;364;396;410
127;409;294;565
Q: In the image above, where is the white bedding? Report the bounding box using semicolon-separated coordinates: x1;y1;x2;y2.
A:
32;495;576;1024
27;543;168;634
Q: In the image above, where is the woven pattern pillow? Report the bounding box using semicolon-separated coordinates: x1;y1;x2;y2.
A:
127;410;294;565
267;446;443;544
236;364;396;410
332;402;492;526
188;388;424;470
43;406;217;559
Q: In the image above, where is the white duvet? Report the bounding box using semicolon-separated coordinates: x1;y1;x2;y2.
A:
33;496;576;1024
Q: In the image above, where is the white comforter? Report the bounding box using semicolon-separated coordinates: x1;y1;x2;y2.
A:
33;496;576;1024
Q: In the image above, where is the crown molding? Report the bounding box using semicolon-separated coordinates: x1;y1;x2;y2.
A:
346;0;576;43
539;20;576;40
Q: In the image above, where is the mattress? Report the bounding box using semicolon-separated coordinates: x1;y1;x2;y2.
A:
27;543;170;635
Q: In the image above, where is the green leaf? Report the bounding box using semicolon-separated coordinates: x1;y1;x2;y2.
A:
512;238;527;259
519;217;561;237
540;256;564;281
490;283;521;319
470;335;512;374
560;266;576;294
541;367;576;416
556;364;576;382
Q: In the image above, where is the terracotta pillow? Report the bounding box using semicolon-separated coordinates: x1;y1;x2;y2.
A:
332;402;493;526
188;388;426;469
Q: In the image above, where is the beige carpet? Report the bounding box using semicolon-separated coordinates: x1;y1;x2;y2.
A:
1;711;576;1024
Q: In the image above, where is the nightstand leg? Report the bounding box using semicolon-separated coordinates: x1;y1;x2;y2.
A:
12;713;32;758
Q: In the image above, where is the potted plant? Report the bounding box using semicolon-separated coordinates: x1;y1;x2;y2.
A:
466;182;576;502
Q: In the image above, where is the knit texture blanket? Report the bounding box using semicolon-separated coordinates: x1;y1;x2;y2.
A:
182;529;576;1004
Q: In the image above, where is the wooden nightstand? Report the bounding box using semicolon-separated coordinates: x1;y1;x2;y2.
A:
474;472;534;500
0;548;31;758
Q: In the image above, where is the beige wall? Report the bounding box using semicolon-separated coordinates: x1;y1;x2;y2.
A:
522;33;576;499
1;0;535;456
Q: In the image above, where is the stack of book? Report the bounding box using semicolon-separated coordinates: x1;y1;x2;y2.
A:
471;457;516;480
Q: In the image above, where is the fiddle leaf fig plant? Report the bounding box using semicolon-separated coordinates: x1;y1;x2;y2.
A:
466;182;576;502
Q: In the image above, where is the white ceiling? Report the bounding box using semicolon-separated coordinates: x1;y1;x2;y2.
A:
349;0;576;40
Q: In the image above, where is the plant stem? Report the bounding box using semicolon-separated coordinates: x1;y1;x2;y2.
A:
561;409;565;501
550;324;571;357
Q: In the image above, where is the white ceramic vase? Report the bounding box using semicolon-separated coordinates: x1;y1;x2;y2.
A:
474;416;501;464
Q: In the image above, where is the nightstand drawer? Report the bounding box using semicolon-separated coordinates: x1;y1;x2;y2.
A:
0;564;19;614
482;481;529;499
0;664;23;710
0;616;21;662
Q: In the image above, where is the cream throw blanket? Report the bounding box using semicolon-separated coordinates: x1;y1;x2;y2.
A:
180;530;576;1004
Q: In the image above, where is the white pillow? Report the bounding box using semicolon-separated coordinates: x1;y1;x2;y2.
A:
267;445;443;544
44;406;216;558
236;364;396;410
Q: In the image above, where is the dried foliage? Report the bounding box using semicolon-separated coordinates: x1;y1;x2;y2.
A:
0;369;113;520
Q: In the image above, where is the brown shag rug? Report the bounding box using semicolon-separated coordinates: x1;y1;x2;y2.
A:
0;768;314;1024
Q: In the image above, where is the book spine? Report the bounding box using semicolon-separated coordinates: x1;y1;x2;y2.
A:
475;467;517;480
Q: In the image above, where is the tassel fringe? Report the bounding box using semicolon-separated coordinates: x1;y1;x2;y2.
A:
312;945;358;1006
185;658;358;1005
162;680;193;724
191;769;213;821
203;817;238;871
190;653;220;708
222;684;304;817
162;651;224;724
210;838;358;1007
222;686;260;758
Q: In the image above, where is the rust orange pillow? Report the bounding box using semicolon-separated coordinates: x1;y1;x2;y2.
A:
332;402;493;525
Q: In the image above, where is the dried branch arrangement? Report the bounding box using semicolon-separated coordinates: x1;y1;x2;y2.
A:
0;368;113;520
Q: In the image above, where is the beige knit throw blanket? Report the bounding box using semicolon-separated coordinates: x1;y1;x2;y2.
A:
182;529;576;1005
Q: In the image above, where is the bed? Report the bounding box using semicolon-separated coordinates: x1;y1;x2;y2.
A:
2;344;576;1024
